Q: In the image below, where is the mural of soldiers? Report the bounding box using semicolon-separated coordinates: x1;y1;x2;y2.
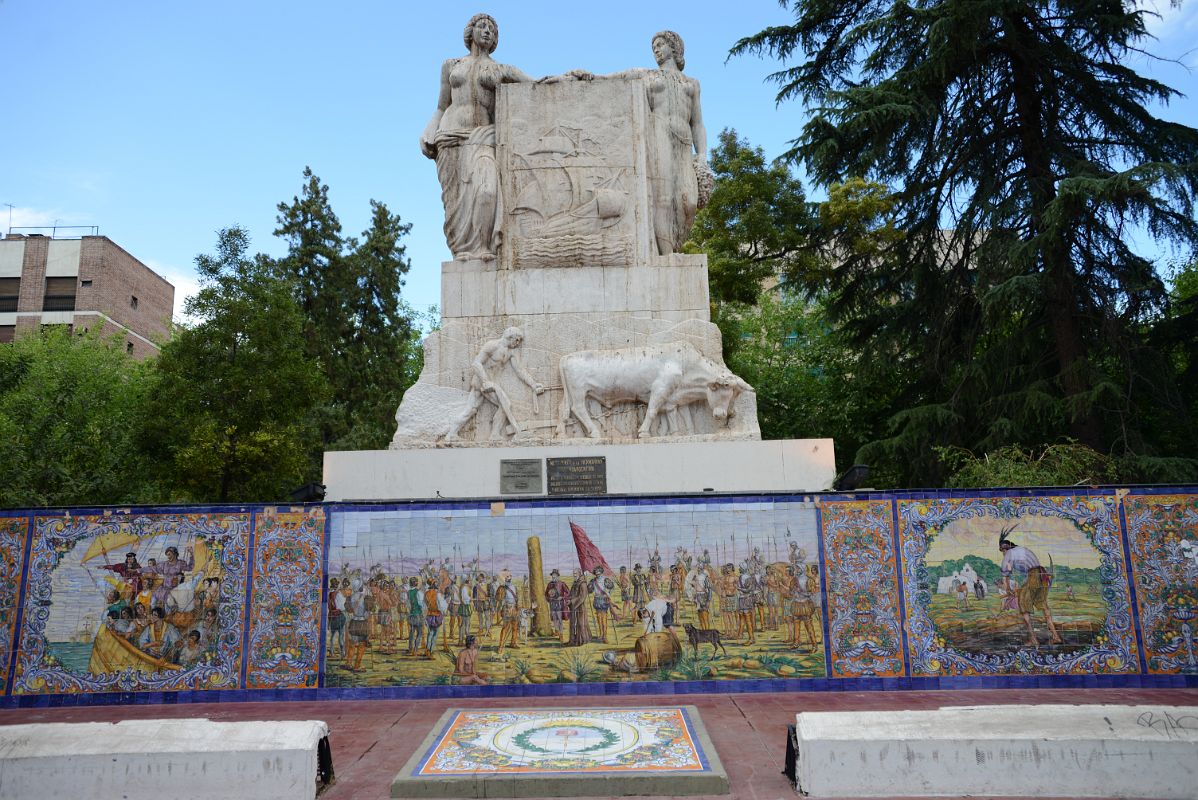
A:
616;565;632;621
786;565;818;650
687;565;713;629
473;573;491;641
406;577;426;656
631;563;650;610
719;563;738;634
545;569;568;637
591;566;615;643
496;576;521;654
736;564;757;645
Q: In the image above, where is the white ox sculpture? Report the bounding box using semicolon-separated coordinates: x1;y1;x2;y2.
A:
555;342;752;439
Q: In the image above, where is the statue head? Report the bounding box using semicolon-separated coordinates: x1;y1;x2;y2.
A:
501;326;524;347
464;13;499;54
652;30;685;70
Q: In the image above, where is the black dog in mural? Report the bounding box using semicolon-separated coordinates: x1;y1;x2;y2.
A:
683;623;728;658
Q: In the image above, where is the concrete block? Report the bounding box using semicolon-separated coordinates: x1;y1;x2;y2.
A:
0;718;329;800
793;704;1198;798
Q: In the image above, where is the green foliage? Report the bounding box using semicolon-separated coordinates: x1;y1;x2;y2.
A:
722;291;901;479
733;0;1198;485
687;129;818;310
144;227;329;503
936;442;1118;488
275;168;416;451
0;328;159;507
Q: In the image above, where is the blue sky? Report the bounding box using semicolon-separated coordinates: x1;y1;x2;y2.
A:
4;1;1196;321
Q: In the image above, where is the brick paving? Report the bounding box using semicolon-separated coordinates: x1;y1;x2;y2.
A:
1;688;1194;799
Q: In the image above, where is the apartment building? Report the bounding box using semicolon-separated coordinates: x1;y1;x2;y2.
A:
0;233;174;358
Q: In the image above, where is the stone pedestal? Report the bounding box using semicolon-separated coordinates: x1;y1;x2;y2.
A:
326;439;833;501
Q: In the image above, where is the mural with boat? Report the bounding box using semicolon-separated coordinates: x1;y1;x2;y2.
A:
11;513;250;694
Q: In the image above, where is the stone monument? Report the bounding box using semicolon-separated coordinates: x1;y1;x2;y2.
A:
323;16;834;499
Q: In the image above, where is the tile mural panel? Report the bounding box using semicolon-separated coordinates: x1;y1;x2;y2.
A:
1124;493;1198;675
245;509;326;689
323;500;825;687
897;495;1139;676
12;512;251;695
820;500;905;678
0;515;30;691
0;489;1192;703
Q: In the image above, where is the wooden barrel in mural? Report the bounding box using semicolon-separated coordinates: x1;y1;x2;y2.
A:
634;632;681;672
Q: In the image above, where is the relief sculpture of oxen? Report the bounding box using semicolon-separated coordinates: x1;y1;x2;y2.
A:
555;342;752;439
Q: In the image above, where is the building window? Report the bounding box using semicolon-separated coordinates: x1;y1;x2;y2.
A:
0;277;18;313
130;295;139;309
126;341;134;354
0;325;14;344
80;279;93;288
42;277;77;312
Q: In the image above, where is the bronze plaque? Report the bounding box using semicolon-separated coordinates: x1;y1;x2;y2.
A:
500;459;543;494
546;456;608;496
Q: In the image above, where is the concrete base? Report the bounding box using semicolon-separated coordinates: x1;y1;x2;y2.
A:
391;706;728;798
0;718;329;800
793;704;1198;798
324;438;835;500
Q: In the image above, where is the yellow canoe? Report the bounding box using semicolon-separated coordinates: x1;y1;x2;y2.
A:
87;625;181;675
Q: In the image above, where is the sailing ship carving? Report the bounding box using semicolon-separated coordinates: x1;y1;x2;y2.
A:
508;124;633;267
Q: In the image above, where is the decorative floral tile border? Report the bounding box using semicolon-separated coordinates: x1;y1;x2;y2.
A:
1124;494;1198;675
245;509;325;689
0;516;29;693
821;500;905;677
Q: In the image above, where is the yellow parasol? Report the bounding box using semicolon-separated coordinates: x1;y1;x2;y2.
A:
80;529;150;564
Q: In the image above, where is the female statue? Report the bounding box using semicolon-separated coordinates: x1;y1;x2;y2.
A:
594;31;709;255
420;14;533;261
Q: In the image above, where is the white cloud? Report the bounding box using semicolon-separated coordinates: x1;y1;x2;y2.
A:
0;206;91;236
145;260;201;325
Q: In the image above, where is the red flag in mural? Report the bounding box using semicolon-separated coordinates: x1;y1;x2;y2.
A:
570;520;612;574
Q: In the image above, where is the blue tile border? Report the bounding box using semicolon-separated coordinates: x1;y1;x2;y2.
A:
3;671;1196;708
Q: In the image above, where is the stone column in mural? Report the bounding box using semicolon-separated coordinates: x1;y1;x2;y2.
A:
526;535;552;637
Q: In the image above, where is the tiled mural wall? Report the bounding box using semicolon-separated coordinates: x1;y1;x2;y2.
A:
0;489;1194;705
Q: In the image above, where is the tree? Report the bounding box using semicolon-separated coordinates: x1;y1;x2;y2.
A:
722;291;901;479
333;201;415;450
274;166;347;372
734;0;1198;483
937;442;1118;488
0;328;158;507
275;168;415;450
144;227;328;503
687;129;817;311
